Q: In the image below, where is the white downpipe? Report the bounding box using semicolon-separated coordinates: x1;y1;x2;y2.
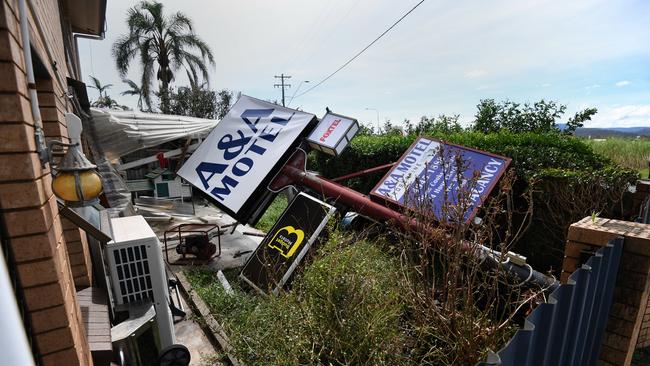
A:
0;249;36;366
17;0;48;165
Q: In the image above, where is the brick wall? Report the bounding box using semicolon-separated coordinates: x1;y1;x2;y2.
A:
61;217;92;288
562;217;650;365
0;0;92;365
33;52;93;290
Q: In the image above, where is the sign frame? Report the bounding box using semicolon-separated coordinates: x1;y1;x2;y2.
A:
178;95;318;223
370;136;511;224
306;111;359;156
239;192;336;295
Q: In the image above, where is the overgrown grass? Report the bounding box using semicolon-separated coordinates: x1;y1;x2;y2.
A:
253;194;287;232
185;232;406;365
584;137;650;174
186;223;529;365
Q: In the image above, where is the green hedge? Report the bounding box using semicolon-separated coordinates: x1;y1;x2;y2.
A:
310;131;637;271
525;166;637;269
312;131;614;192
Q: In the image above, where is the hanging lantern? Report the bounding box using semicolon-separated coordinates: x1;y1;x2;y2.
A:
50;142;102;206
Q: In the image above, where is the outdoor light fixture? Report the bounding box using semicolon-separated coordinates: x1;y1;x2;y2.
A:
46;113;102;206
50;141;103;206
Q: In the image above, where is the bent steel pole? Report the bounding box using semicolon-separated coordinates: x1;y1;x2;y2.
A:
275;151;558;291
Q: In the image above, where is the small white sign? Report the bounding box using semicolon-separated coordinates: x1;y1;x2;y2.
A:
307;112;358;156
178;95;315;219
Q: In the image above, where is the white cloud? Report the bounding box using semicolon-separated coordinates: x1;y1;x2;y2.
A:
588;105;650;128
465;69;487;79
541;83;551;87
585;84;601;90
615;80;631;87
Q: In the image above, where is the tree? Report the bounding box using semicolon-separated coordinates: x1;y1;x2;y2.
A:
472;98;596;134
112;1;215;112
121;79;148;111
215;89;234;119
88;76;127;109
381;119;403;135
565;107;598;135
165;70;234;119
167;86;236;119
473;99;501;134
405;114;463;135
88;75;113;99
167;85;216;119
92;95;128;109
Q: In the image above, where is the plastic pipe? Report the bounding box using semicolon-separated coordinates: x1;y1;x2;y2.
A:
17;0;47;165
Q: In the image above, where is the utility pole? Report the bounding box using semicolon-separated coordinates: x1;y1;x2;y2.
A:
274;74;291;107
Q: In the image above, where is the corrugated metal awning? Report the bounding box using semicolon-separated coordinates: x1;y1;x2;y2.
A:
89;108;218;162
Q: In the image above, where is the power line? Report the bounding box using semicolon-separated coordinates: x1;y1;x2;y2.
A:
293;0;425;100
288;80;309;106
274;74;291;106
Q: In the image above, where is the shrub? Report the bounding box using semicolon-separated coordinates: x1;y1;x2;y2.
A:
525;167;637;270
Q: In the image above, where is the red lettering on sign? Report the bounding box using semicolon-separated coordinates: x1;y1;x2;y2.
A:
320;119;341;142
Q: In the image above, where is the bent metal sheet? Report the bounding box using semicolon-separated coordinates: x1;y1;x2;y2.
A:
178;95;316;221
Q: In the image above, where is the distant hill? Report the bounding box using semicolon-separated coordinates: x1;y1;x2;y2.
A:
557;124;650;138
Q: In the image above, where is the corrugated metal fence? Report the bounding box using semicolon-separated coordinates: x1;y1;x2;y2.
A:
477;237;624;366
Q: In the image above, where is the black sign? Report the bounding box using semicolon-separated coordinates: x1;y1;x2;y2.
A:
240;193;335;294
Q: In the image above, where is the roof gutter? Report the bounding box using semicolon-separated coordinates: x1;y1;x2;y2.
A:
72;0;106;82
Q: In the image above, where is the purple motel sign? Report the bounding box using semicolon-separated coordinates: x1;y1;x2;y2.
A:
370;137;511;223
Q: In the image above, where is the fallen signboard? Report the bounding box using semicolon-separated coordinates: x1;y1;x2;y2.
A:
306;111;359;156
240;192;336;295
371;137;511;223
178;95;317;222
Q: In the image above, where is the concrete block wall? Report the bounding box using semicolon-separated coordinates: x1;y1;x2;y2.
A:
0;0;92;364
562;217;650;365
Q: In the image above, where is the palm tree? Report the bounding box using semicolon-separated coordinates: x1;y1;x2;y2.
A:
88;76;120;109
121;79;148;111
88;75;113;98
91;95;122;109
112;1;215;112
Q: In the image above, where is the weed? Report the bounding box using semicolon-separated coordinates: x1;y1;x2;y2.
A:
254;194;288;232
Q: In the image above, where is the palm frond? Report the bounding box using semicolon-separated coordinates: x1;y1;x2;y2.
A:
180;51;210;83
177;34;214;65
140;51;155;111
112;34;140;76
168;12;193;34
88;75;102;90
120;79;141;96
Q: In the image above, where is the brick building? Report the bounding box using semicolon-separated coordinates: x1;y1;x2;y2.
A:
0;0;107;365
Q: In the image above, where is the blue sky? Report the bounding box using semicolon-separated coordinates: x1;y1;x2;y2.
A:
79;0;650;128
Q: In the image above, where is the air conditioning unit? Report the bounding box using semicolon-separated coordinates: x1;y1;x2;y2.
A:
105;215;175;348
